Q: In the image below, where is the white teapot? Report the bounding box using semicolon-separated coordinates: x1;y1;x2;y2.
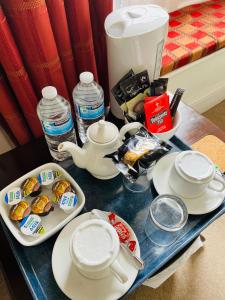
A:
58;120;142;180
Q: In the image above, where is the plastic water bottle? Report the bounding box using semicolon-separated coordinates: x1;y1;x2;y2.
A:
37;86;76;161
72;72;105;144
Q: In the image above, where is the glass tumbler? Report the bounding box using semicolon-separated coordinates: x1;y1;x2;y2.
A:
123;163;156;193
123;169;149;193
145;194;188;247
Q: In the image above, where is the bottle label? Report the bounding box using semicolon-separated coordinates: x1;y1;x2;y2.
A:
42;114;73;136
78;103;104;120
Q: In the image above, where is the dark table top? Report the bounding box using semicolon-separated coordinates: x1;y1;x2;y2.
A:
1;103;225;300
1;135;225;300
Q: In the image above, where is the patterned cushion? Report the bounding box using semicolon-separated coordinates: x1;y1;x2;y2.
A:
161;0;225;75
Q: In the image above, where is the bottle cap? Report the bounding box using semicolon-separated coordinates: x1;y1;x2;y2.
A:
79;72;94;84
42;86;57;99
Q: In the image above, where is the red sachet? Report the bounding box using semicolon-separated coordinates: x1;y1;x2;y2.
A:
144;93;173;133
108;212;136;252
108;213;130;242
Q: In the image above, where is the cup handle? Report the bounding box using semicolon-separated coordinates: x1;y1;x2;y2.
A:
208;173;225;192
110;260;128;284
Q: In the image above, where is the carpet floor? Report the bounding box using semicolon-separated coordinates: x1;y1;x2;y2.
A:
0;102;225;300
203;100;225;130
128;214;225;300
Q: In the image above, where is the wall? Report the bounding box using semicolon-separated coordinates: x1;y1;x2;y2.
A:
167;47;225;113
0;125;15;154
113;0;209;12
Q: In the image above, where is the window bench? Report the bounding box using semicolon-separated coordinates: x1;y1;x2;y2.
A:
160;0;225;113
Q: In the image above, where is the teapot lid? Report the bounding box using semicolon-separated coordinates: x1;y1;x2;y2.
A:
88;120;119;144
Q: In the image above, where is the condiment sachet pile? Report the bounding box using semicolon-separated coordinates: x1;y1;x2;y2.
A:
111;69;185;134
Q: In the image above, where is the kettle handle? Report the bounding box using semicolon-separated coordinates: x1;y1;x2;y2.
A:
119;122;142;142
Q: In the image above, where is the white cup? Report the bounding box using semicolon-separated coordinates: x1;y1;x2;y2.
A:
168;151;225;198
154;110;181;142
69;219;128;283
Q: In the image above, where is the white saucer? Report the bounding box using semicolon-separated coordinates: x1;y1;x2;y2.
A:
152;152;225;215
52;212;140;300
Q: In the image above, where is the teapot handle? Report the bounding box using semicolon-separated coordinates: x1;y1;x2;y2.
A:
119;122;142;142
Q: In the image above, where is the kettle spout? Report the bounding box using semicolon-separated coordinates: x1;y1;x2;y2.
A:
58;142;87;169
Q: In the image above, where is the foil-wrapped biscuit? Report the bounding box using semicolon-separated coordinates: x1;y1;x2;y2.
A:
10;201;31;221
106;127;172;182
123;151;140;166
123;147;151;166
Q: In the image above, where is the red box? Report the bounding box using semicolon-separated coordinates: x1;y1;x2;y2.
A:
144;93;173;133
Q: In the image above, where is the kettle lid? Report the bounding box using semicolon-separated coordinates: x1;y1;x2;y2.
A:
88;120;119;144
105;5;168;38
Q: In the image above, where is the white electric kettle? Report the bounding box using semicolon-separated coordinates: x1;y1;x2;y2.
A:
105;5;169;119
58;120;142;180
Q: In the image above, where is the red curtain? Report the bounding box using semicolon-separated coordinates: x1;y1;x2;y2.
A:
0;6;42;139
0;73;31;144
89;0;112;102
0;0;112;145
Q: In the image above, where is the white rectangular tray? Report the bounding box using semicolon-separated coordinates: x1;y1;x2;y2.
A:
0;163;85;246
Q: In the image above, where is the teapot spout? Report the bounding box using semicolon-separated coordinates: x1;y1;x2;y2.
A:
58;142;87;169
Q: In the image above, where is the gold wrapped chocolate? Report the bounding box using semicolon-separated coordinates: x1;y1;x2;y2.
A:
52;180;71;202
31;195;53;216
10;201;31;221
21;177;41;197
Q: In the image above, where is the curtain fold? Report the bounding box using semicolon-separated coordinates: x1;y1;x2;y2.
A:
0;6;42;138
0;0;113;145
65;0;98;80
1;0;69;99
46;0;77;97
0;73;31;144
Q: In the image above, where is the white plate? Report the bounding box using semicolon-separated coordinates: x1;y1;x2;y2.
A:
152;152;225;215
52;212;140;300
0;163;85;246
